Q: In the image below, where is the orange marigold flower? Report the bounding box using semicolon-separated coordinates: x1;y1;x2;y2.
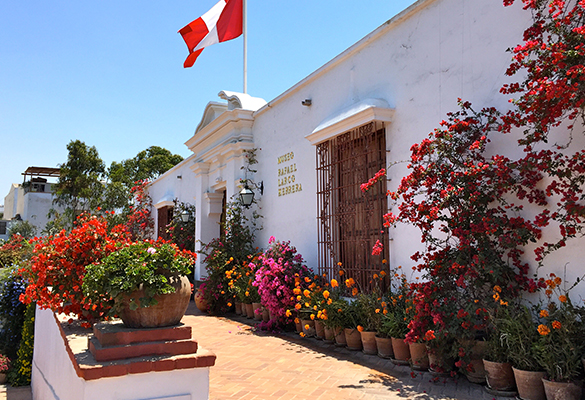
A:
373;274;379;279
305;302;310;307
297;295;302;301
323;290;330;299
303;289;310;297
538;324;550;336
382;259;387;264
352;287;358;296
339;270;344;276
331;279;339;288
554;277;562;286
383;309;388;315
493;285;502;293
227;302;232;307
357;325;364;332
327;298;332;305
299;332;306;337
545;289;553;296
559;295;567;303
294;317;300;323
304;324;310;330
293;288;301;295
295;303;301;310
380;270;387;276
305;277;311;283
375;309;380;314
310;314;315;320
286;309;292;317
381;301;387;307
552;320;561;330
539;309;549;318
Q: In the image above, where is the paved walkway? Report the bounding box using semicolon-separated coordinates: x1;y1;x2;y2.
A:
183;303;511;400
1;301;515;400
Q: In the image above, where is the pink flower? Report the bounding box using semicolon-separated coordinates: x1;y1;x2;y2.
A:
372;240;383;256
147;247;157;254
269;236;276;244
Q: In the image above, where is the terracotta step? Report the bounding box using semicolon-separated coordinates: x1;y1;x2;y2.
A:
93;321;192;346
88;336;199;362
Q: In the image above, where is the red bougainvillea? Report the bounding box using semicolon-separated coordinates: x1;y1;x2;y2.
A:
18;215;130;325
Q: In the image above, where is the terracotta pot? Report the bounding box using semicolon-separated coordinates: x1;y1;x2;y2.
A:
542;378;582;400
295;319;302;333
426;346;455;375
314;320;325;339
244;303;254;319
344;328;363;351
409;342;430;370
334;326;347;346
194;288;208;313
461;340;487;384
0;373;6;384
252;303;263;321
483;359;515;391
375;336;393;359
360;331;377;355
262;308;270;323
119;274;191;328
391;337;411;363
301;319;315;337
323;326;335;343
234;302;242;315
512;368;546;400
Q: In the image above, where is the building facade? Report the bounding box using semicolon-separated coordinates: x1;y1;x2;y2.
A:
148;0;585;295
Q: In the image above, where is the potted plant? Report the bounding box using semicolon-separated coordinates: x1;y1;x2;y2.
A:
497;303;546;400
83;241;196;328
483;291;517;393
533;274;584;400
354;289;382;355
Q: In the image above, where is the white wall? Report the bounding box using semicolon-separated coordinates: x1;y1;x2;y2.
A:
250;0;533;273
32;307;211;400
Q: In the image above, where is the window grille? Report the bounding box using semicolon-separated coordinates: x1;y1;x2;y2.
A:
316;121;389;291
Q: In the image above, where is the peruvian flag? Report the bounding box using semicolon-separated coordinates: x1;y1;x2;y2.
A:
179;0;243;68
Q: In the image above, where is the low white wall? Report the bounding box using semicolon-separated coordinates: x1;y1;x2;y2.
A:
32;307;211;400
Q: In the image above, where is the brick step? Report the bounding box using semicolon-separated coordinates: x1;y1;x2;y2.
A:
93;321;192;346
88;336;199;362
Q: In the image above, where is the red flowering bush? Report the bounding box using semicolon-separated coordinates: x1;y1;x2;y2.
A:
125;180;154;241
18;215;130;324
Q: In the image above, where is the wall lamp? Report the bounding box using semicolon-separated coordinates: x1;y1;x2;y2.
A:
239;181;264;208
301;99;312;106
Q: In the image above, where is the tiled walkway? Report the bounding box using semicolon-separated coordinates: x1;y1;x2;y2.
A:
183;303;511;400
3;301;514;400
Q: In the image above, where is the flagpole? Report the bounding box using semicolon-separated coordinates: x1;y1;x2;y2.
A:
243;0;247;94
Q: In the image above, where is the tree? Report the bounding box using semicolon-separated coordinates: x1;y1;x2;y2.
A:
52;140;106;228
108;146;183;187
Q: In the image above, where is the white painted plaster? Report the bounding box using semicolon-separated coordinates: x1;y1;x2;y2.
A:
32;307;210;400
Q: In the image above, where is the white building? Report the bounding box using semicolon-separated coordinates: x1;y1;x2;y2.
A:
3;167;61;236
148;0;585;295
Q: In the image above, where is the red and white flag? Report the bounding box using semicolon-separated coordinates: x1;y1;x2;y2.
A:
179;0;243;68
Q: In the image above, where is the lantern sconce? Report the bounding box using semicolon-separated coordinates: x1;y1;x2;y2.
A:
239;181;264;208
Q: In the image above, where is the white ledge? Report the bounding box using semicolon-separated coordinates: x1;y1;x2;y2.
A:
305;98;394;145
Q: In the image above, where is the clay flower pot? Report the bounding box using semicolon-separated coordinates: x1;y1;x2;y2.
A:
483;359;515;392
323;326;335;343
409;342;429;370
314;320;325;339
119;275;191;328
542;378;582;400
301;319;316;337
360;331;377;355
234;302;242;315
334;326;347;346
252;303;262;321
194;289;208;313
375;336;393;359
391;337;411;365
512;367;545;400
344;328;363;351
244;303;254;319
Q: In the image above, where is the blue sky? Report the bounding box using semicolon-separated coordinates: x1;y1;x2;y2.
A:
0;0;414;201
